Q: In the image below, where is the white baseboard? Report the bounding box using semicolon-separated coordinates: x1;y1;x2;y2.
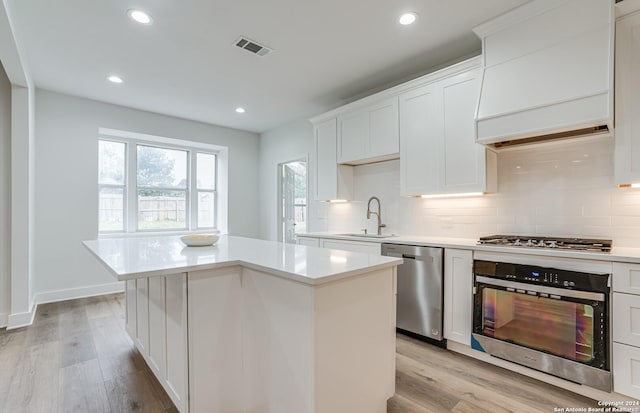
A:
3;282;125;330
35;281;125;305
7;307;36;330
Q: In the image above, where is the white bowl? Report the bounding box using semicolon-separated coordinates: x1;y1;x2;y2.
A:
180;234;219;247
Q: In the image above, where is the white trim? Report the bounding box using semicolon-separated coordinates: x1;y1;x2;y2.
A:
6;306;36;330
3;282;126;330
309;56;481;125
99;127;226;152
35;281;125;305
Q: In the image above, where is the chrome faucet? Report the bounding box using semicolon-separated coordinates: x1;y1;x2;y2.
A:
366;196;386;236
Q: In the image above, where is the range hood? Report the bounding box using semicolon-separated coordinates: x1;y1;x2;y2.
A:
473;0;614;148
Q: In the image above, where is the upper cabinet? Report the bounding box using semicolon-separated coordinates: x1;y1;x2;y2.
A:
473;0;614;147
314;118;353;201
399;60;497;196
338;97;399;165
615;4;640;186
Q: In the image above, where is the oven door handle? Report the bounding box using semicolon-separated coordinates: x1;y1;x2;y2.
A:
475;276;605;302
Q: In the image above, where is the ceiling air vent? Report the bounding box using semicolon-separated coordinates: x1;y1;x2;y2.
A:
234;36;272;57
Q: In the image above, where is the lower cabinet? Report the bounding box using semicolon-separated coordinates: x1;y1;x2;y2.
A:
297;236;320;247
443;248;473;346
125;275;188;413
320;239;381;254
612;262;640;399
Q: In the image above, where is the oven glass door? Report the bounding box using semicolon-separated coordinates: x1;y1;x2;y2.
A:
474;278;607;369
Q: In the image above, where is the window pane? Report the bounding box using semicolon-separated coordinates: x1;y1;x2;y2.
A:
137;145;187;189
138;190;186;230
99;140;125;185
99;187;124;232
197;192;215;228
196;153;216;190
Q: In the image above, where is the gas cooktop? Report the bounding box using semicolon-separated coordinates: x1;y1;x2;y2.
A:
477;235;612;252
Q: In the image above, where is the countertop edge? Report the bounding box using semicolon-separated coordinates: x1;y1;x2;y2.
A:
297;233;640;264
83;240;402;285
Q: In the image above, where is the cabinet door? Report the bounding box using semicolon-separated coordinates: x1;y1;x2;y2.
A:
443;249;473;346
615;11;640;185
321;239;380;254
369;97;399;159
440;69;491;193
148;276;166;378
135;278;149;355
165;274;188;413
613;262;640;295
399;84;442;196
315;118;353;201
297;237;320;247
338;111;369;163
613;342;640;399
613;292;640;348
125;279;137;339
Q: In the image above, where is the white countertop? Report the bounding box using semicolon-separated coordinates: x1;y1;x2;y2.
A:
298;232;640;264
83;235;402;285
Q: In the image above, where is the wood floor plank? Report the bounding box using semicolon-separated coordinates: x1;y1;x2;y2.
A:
0;329;28;405
396;334;599;411
388;392;431;413
60;330;98;368
2;341;61;413
58;358;111;413
90;315;144;381
104;370;166;413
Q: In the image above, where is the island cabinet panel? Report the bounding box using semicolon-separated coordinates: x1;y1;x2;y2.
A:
125;279;137;338
164;274;188;413
135;278;149;355
242;268;315;413
148;276;167;377
126;274;189;413
315;267;397;413
188;267;243;413
443;249;473;346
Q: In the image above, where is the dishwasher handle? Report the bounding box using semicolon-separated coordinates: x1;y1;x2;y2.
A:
402;254;416;260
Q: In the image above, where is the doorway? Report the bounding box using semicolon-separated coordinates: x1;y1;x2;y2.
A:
278;159;307;244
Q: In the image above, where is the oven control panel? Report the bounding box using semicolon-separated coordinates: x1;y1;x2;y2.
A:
474;260;609;292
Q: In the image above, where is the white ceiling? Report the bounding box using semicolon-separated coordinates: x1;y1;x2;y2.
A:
8;0;529;133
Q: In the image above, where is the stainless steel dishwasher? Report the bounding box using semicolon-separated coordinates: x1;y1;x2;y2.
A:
382;243;444;343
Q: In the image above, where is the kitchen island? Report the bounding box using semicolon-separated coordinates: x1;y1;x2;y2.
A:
84;235;401;413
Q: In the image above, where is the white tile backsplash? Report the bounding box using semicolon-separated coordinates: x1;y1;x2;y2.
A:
312;137;640;247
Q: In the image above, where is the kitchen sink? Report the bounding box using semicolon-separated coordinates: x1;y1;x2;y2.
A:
339;233;396;239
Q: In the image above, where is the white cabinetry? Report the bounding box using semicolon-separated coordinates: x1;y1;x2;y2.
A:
615;7;640;185
125;275;188;413
612;262;640;399
314;118;353;201
399;62;496;196
297;236;320;247
443;249;473;346
338;97;399;164
321;238;380;254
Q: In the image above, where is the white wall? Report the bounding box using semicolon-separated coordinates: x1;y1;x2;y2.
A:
316;137;640;247
258;118;316;241
0;62;10;324
33;89;259;298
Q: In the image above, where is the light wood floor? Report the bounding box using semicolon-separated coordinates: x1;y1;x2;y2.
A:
0;294;598;413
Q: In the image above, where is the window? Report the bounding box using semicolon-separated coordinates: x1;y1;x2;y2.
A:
98;137;218;233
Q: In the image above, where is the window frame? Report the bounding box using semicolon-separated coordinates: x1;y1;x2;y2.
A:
98;135;219;234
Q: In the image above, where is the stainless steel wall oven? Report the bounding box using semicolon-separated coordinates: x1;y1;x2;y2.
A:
472;259;611;391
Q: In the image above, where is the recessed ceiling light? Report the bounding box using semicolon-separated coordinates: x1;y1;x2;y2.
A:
107;75;123;84
127;9;153;25
399;12;418;25
235;107;246;114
